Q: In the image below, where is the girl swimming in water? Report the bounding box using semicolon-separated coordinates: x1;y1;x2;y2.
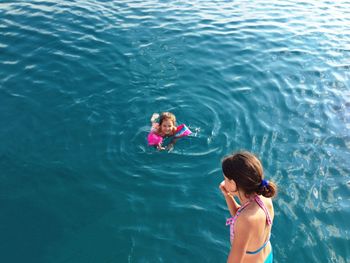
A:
147;112;191;151
219;151;277;263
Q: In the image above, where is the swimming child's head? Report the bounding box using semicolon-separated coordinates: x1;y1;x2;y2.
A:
222;151;277;198
159;112;176;136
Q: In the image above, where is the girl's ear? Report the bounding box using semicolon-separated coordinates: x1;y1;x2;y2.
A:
228;179;238;193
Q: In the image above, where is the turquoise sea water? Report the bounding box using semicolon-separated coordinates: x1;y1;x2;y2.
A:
1;0;349;262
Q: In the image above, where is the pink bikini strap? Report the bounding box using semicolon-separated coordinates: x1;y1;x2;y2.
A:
226;196;272;244
254;195;272;225
226;200;251;242
229;200;251;223
235;201;251;218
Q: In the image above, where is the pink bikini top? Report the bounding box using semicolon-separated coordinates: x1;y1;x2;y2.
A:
225;195;273;255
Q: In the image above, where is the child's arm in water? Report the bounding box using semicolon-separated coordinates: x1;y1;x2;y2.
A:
157;143;166;151
166;138;178;151
150;113;159;125
150;113;160;132
219;181;241;216
156;138;177;151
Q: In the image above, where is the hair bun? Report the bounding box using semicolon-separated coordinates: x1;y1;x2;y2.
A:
257;181;277;198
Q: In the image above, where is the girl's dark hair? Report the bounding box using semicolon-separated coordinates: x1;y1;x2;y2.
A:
222;151;277;198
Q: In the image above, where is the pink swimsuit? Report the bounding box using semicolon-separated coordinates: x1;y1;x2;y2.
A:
226;195;272;255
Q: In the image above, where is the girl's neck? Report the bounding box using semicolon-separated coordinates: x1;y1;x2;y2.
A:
238;192;255;206
160;131;170;137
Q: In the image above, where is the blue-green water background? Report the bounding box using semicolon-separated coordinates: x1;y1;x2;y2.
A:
1;0;349;262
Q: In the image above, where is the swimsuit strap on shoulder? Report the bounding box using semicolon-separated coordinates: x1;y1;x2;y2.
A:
254;195;272;225
226;198;252;224
225;199;252;242
245;196;273;255
226;196;273;252
232;199;252;223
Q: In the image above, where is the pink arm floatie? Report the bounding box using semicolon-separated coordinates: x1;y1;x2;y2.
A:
174;124;192;138
147;123;163;146
147;132;163;146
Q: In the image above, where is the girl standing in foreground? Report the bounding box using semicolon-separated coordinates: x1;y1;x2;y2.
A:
219;151;277;263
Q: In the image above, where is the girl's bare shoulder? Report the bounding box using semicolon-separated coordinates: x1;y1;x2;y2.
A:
259;196;274;219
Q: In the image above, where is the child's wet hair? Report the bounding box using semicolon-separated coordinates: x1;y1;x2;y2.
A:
222;151;277;198
159;112;176;125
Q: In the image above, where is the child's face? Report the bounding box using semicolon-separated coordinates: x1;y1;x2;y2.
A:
160;119;175;135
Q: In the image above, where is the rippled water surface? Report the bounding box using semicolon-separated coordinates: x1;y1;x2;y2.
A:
1;0;349;262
